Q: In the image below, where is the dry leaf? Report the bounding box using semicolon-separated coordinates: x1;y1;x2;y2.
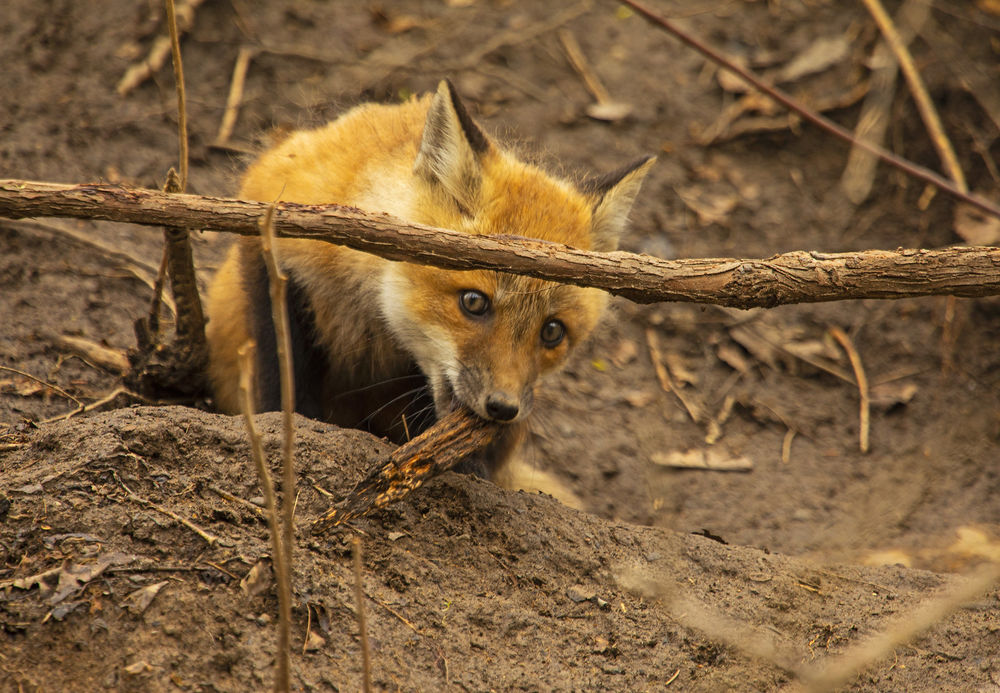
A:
717;343;751;374
868;381;918;409
623;389;656;408
610;339;638;367
773;35;850;84
676;185;739;226
304;629;326;652
240;559;273;598
586;101;633;122
123;581;168;615
124;661;152;676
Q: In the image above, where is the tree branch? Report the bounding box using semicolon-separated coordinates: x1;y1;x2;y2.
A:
2;179;999;309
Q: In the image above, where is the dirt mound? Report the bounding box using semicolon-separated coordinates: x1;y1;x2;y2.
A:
2;406;993;691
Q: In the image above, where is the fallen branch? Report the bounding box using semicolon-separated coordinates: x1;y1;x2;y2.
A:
3;180;1000;310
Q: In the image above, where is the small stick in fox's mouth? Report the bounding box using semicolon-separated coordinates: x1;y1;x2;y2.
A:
311;408;502;534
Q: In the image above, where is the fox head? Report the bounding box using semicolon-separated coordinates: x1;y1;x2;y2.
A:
381;80;654;423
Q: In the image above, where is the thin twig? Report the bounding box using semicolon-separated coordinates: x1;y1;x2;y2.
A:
259;202;297;682
352;536;374;693
0;365;80;406
236;341;291;693
616;0;1000;220
39;386;135;424
214;47;257;147
829;327;870;454
164;0;188;192
119;478;222;547
860;0;967;194
207;483;267;519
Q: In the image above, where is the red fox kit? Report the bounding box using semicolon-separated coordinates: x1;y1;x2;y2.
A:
206;80;653;502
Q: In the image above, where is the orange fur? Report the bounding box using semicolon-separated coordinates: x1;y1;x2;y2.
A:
205;81;653;506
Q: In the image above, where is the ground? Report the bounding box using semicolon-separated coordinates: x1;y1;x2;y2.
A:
2;1;1000;691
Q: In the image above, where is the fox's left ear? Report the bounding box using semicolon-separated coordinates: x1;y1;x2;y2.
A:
414;80;491;212
585;155;656;252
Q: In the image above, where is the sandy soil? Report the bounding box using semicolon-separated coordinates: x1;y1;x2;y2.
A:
2;1;1000;690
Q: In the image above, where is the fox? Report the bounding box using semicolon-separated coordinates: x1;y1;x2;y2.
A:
205;80;653;506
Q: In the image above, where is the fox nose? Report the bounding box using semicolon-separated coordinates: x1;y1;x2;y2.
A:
485;394;519;422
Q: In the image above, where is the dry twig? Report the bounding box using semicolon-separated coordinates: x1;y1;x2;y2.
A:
214;47;257;148
0;365;80;406
829;327;870;454
258;203;298;688
352;537;374;693
236;342;291;693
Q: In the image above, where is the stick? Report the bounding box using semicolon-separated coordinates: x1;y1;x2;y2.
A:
3;180;1000;310
236;342;291;693
214;47;256;147
829;327;871;454
164;0;189;193
259;204;297;673
352;537;373;693
616;0;999;221
0;365;80;406
311;409;501;534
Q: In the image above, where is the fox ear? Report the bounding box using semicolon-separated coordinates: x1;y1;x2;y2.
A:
414;80;490;212
585;155;655;252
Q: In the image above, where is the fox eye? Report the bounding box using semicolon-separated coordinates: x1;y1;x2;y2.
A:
540;319;566;348
459;289;490;317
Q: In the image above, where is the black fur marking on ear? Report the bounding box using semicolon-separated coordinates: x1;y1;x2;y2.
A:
240;243;327;420
443;78;489;155
580;154;655;199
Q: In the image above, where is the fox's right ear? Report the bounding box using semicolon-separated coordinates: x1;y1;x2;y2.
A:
414;80;490;213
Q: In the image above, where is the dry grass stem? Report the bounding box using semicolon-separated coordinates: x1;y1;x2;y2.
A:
214;47;256;147
781;428;795;464
119;480;221;546
236;341;291;693
860;0;967;193
0;365;81;406
801;562;1000;692
829;327;870;454
353;536;374;693
164;0;189;192
259;203;297;616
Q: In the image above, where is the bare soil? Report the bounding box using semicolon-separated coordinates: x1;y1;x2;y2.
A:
2;1;1000;691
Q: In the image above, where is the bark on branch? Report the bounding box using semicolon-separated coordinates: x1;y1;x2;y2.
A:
2;179;999;309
